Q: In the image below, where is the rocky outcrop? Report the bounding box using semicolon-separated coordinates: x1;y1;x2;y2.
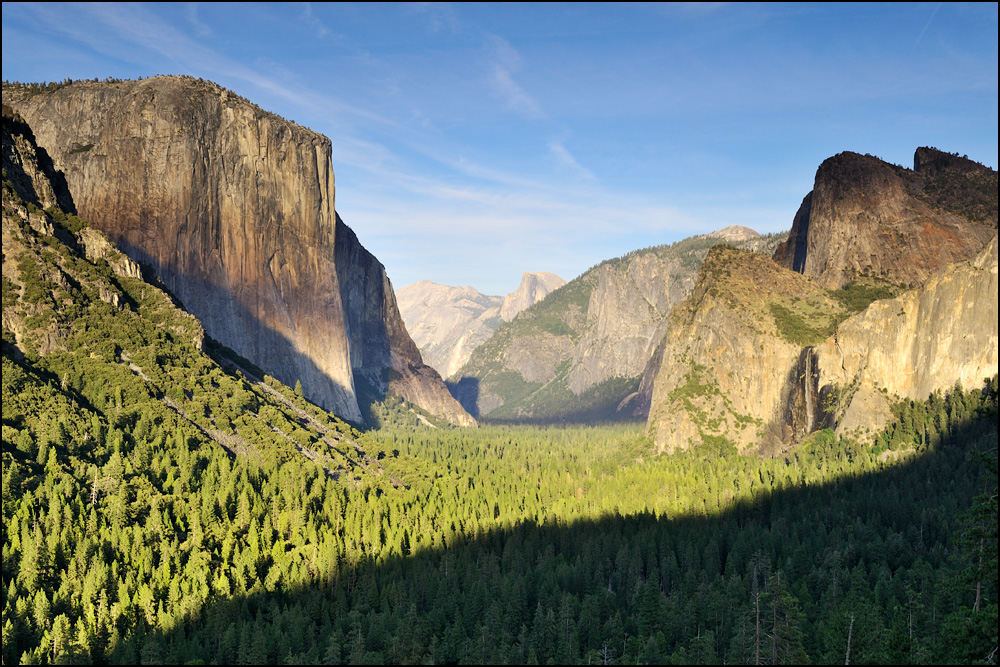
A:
774;148;997;289
645;246;848;454
646;149;998;455
2;106;205;355
813;235;998;438
334;216;476;427
4;77;473;426
1;103;74;214
453;229;786;421
499;272;566;321
396;280;503;378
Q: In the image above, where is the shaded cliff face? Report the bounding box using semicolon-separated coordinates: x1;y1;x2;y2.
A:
334;216;476;427
2;106;203;358
813;235;998;438
5;77;473;426
645;246;848;454
773;148;997;290
452;229;786;422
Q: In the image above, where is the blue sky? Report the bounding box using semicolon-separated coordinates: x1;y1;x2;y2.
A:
3;3;997;295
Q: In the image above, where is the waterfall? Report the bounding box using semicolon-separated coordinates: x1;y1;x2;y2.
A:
803;347;815;434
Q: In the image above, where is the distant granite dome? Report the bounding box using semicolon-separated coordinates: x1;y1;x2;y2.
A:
707;225;761;243
500;272;568;322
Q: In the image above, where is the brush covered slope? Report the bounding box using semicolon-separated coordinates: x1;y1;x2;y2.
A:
647;148;998;455
451;227;784;422
3;77;473;427
2;102;398;486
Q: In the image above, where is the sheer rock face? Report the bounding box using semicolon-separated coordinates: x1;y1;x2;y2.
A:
813;236;999;438
499;272;566;322
773;148;997;289
396;280;503;379
6;77;473;426
334;217;476;427
647;191;998;454
564;252;690;395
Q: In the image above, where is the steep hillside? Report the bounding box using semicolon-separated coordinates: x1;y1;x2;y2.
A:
451;228;786;422
773;148;997;289
3;77;473;427
2;104;397;487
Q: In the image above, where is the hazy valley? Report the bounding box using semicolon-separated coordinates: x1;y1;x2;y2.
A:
2;74;997;665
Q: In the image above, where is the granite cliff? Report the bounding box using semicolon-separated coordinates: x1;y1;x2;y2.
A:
774;148;997;289
451;228;785;421
4;77;473;426
499;272;567;322
644;246;850;454
396;281;504;379
812;236;998;439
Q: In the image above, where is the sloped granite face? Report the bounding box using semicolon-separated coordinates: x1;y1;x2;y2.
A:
7;76;474;426
499;272;566;322
645;236;998;455
774;149;997;290
395;272;564;381
813;236;999;439
644;246;844;455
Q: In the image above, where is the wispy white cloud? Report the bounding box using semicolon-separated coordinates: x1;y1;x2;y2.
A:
915;2;942;45
548;142;596;181
484;35;544;119
185;3;212;38
407;2;461;34
299;2;330;39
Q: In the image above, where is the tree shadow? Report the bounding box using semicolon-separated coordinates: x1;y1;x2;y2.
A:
117;412;997;665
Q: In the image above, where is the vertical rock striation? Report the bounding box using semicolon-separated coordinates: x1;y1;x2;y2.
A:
334;216;476;426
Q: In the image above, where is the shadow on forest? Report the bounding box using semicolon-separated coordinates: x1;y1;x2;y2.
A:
446;377;480;419
124;413;997;665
